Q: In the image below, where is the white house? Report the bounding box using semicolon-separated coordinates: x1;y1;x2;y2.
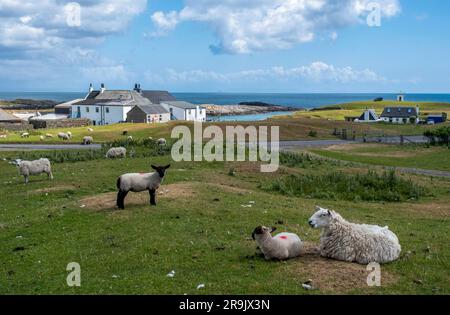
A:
380;106;420;124
160;101;206;122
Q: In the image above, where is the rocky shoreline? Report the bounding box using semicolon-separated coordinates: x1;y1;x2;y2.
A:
202;102;301;116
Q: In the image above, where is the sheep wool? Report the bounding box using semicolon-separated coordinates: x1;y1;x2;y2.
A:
14;158;53;184
105;147;127;159
252;226;304;260
82;136;94;145
309;207;401;264
58;132;71;140
116;164;171;209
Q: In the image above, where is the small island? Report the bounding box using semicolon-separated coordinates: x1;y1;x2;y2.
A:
202;101;300;116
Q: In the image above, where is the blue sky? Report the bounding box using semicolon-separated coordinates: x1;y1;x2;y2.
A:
0;0;449;93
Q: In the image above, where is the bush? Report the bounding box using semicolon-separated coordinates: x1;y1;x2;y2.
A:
424;126;450;145
308;130;318;137
263;170;428;202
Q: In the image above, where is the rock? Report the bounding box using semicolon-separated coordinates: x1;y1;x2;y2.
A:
413;279;424;285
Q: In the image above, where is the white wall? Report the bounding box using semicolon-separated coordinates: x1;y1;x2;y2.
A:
72;105;132;125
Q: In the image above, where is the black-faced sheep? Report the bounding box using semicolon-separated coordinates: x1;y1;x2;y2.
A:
116;164;171;209
105;147;127;159
11;158;53;184
252;226;304;260
308;206;401;264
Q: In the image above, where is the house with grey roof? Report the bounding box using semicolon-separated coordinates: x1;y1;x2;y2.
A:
160;101;206;122
126;104;170;124
380;106;420;124
355;109;381;123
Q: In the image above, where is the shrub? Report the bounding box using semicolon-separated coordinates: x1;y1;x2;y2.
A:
424;126;450;145
308;130;318;137
263;170;428;202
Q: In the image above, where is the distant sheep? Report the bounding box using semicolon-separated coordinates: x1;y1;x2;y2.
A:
116;164;171;209
82;136;94;145
157;138;167;146
11;158;53;184
58;132;71;141
87;128;94;132
21;132;30;138
252;226;304;260
0;134;7;138
39;136;45;141
106;147;127;159
45;133;54;139
127;136;133;141
308;207;401;264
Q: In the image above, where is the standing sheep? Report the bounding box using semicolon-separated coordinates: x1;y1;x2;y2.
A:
82;136;94;145
87;128;94;132
116;164;171;209
157;138;167;146
45;133;54;139
21;132;30;138
252;226;304;260
308;207;401;264
11;158;53;184
105;147;127;159
58;132;71;140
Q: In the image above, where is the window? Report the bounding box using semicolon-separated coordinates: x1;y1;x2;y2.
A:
387;108;391;113
96;107;99;113
159;115;162;121
106;107;110;113
408;109;412;113
86;107;89;113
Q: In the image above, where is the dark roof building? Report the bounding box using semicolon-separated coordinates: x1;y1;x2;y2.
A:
141;90;177;104
161;101;198;109
381;107;419;118
126;105;170;124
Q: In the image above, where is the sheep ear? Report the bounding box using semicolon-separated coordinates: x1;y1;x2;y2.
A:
151;165;158;170
164;164;171;169
327;210;332;216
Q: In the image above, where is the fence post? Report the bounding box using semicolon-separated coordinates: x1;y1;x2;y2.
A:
352;130;356;141
400;135;404;145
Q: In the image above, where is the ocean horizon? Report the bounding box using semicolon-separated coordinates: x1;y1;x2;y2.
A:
1;92;450;109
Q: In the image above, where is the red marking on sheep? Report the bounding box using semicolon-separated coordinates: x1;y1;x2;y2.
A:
280;236;288;240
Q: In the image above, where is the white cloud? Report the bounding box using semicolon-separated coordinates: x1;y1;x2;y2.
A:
146;61;386;84
151;0;401;54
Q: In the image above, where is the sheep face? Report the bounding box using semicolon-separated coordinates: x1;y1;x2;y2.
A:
251;226;277;240
151;164;171;178
308;207;334;228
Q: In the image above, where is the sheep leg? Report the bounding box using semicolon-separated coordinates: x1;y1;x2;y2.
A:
24;176;29;184
116;190;128;210
48;171;54;180
149;189;156;206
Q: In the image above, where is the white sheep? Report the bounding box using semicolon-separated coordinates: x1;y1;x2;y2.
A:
82;136;94;145
308;207;401;264
45;133;54;139
0;134;7;138
116;164;171;209
87;128;94;132
11;158;53;184
39;135;45;141
105;147;127;159
67;131;72;137
157;138;167;146
127;136;133;141
252;226;304;260
21;132;30;138
58;132;71;140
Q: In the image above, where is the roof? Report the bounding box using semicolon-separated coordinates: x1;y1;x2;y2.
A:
133;105;169;115
74;90;153;107
162;101;197;110
0;108;22;122
55;99;84;108
381;107;418;118
30;113;68;121
141;90;176;104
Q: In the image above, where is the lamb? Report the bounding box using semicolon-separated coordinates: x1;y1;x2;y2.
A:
116;164;171;209
58;132;71;140
308;206;401;264
82;136;94;145
252;226;304;260
105;147;127;159
157;138;167;146
11;158;53;184
21;132;30;138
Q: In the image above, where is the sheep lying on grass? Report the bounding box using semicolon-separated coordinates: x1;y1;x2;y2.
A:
252;226;304;260
11;158;53;184
45;133;53;139
58;132;71;140
82;136;94;145
105;147;127;159
116;164;171;209
308;206;401;264
21;132;30;138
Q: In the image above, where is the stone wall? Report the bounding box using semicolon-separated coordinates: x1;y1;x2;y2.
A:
30;118;91;129
0;122;32;131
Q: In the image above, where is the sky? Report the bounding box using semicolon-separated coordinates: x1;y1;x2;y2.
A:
0;0;449;93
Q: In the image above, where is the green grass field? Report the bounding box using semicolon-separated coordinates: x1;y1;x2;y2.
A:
0;148;449;295
311;144;450;172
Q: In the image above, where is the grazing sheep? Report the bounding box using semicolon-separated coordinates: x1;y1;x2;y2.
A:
58;132;71;140
67;131;72;137
82;136;94;145
308;206;401;264
45;133;54;139
105;147;127;159
39;136;45;141
116;164;171;209
21;132;30;138
11;158;53;184
127;136;133;141
157;138;167;146
0;134;7;138
252;226;304;260
87;128;94;132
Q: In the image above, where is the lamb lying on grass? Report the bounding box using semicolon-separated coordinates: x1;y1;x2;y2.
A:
252;226;304;260
11;158;53;184
308;206;401;264
106;147;126;159
116;164;171;210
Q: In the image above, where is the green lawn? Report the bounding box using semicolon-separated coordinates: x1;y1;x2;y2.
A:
0;149;449;294
311;144;450;172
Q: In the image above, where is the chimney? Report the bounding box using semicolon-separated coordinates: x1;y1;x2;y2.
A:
100;83;106;94
89;83;94;93
134;83;141;93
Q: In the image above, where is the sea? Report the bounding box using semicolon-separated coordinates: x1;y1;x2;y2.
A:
1;92;449;121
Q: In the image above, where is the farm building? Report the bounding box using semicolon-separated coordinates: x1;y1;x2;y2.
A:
126;105;170;124
0;108;22;123
160;101;206;122
354;109;381;123
380;106;420;124
54;99;83;116
426;113;447;124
